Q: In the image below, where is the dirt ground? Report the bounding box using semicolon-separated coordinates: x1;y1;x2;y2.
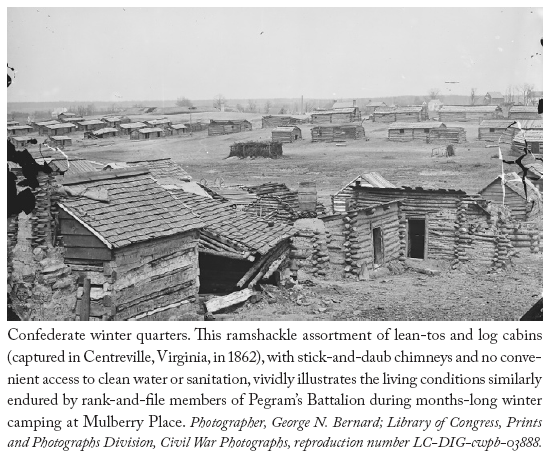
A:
45;112;543;321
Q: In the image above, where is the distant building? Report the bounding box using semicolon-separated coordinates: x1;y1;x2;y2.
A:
508;105;541;120
9;136;33;149
101;116;131;128
372;106;427;123
272;126;302;143
119;122;147;135
47;136;73;148
512;130;543;156
7;125;33;136
89;128;119;139
311;107;361;124
311;124;365;142
169;123;191;136
484;92;505;105
438;105;501;122
387;122;446;142
45;123;77;136
208;119;252;136
131;127;166;140
78;120;106;132
427;99;443;111
262;115;309;128
364;101;387;115
33;120;59;135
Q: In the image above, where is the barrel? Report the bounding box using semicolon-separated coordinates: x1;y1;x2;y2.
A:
298;181;317;212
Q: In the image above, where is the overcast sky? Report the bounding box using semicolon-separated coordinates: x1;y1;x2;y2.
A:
7;7;543;102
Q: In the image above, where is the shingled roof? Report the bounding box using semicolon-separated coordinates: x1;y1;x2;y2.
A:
126;158;192;183
169;191;296;257
58;169;203;249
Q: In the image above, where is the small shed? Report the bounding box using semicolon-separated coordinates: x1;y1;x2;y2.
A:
57;168;204;321
119;122;147;135
372;106;427;123
7;125;33;136
101;116;131;128
512;130;543;156
262;115;308;128
208;119;252;136
478;120;516;142
45;123;77;136
332;172;396;213
90;128;119;139
131;127;165;140
438;105;501;122
272;126;302;143
479;172;542;221
65;117;85;128
145;118;172;128
48;136;73;148
10;136;33;149
387;122;446;142
311;124;365;142
7;121;19;127
78;120;106;132
33;120;59;135
311;107;361;124
484;92;505;105
364;101;387;115
169;123;190;136
508;105;542;120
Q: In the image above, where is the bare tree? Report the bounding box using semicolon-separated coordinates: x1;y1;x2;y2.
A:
247;99;257;112
236;103;244;112
504;85;514;104
264;100;272;114
304;101;313;112
520;83;535;105
213;94;226;110
428;88;440;100
176;96;193;107
470;88;477;105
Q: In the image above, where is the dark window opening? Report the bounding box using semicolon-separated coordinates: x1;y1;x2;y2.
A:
490;128;495;132
372;227;384;266
424;128;429;133
407;218;426;259
399;129;405;134
294;134;299;140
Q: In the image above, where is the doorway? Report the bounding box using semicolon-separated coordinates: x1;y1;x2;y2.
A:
407;218;426;259
372;227;384;266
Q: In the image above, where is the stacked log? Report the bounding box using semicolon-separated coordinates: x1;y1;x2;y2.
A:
428;128;466;144
310;230;329;277
398;216;407;262
501;224;542;253
30;173;55;250
342;210;361;279
7;216;18;276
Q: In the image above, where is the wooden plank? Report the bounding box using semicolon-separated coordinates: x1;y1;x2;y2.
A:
66;246;112;261
80;278;91;321
205;289;255;314
63;234;107;248
60;218;96;236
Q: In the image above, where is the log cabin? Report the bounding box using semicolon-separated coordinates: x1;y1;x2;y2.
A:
47;135;73;148
57;167;204;321
58;112;78;122
33;120;59;135
208;119;252;136
77;120;106;132
478;120;516;142
119;122;147;135
438;105;501;122
364;101;387;116
372;106;427;123
169;123;191;135
484;92;505;106
508;105;542;120
311;107;361;124
89;128;119;139
511;130;543;156
130;127;165;140
44;123;77;136
7;120;19;127
9;136;33;149
7;125;33;136
311;124;365;142
145;118;172;129
387;122;446;142
479;172;542;221
262;115;309;128
166;190;296;293
332;172;397;213
427;127;466;144
272;126;302;143
101;116;131;128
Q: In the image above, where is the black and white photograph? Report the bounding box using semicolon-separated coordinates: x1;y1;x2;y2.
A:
7;7;543;322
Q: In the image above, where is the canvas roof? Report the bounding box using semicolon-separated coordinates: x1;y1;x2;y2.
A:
170;191;295;257
515;119;543;130
479;120;517;129
78;119;105;126
92;128;119;135
34;120;59;126
138;127;164;134
272;126;301;132
439;105;500;113
146;119;171;125
58;169;203;249
120;122;146;129
210;119;250;125
313;107;357;115
170;123;189;129
47;123;76;129
102;116;127;122
376;106;424;113
8;125;33;130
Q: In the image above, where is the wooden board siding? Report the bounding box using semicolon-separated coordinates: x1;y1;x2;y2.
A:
478;127;513;142
272;127;302;143
208;121;252;136
439;111;498;122
311;125;365;142
480;182;528;221
427;128;466;144
388;127;438;142
112;231;200;320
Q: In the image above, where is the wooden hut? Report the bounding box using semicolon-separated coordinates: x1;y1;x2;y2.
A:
167;191;295;293
58;112;78;122
33;120;59;135
387;122;446;142
229;141;283;159
119;122;147;135
101;116;131;128
478;120;516;142
57;167;203;321
479;172;542;221
484;92;505;105
169;123;190;136
77;120;106;132
7;120;19;127
351;185;505;267
208;119;252;136
372;106;427;123
332;172;396;213
364;101;387;116
65;117;85;128
311;124;365;142
44;123;77;136
311;107;361;124
508;105;541;120
89;127;119;139
262;115;308;128
512;130;543;156
427;127;466;144
320;200;402;278
9;136;33;149
272;126;302;143
7;125;33;136
47;136;73;148
145;118;172;129
438;105;501;122
130;127;165;140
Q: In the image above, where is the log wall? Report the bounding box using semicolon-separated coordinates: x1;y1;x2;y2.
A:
480;182;527;221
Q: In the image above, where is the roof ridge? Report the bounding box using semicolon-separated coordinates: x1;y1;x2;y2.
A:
58;166;150;185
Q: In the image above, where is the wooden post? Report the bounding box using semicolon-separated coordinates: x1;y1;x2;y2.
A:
80;278;91;321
